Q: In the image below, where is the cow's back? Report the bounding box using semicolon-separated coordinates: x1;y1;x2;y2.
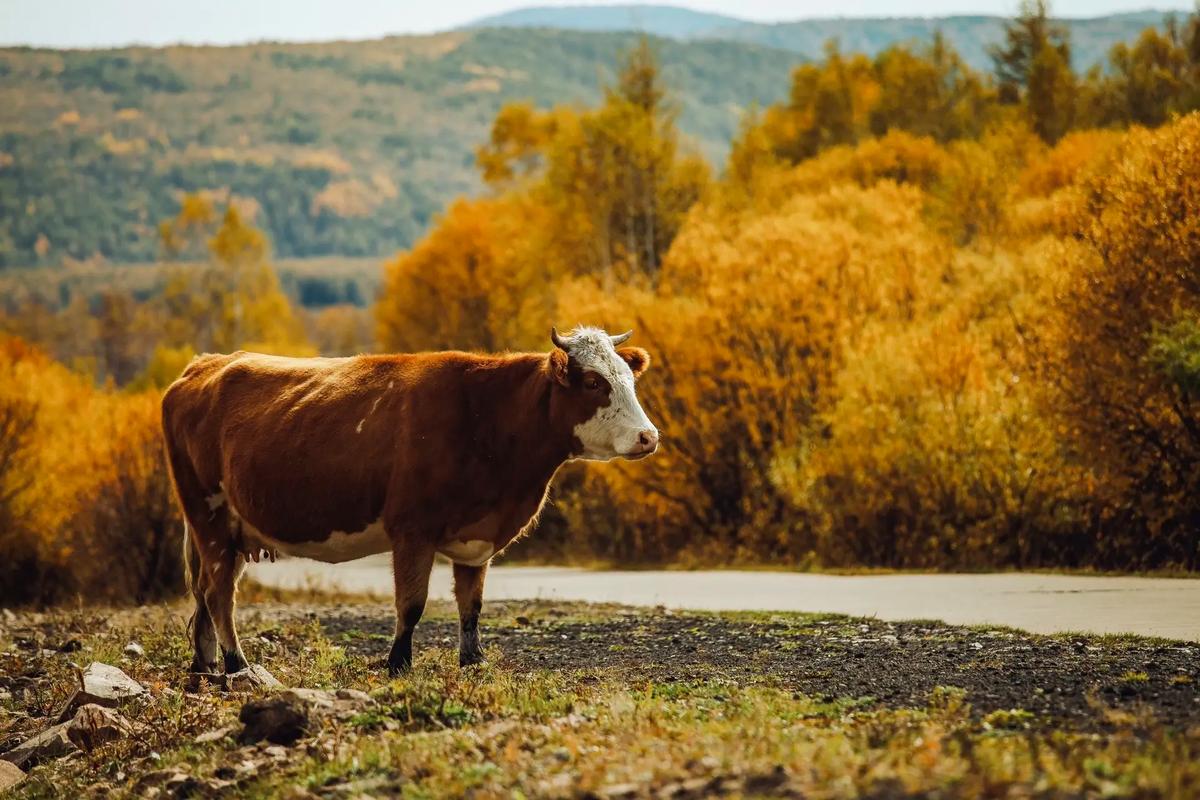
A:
163;351;425;546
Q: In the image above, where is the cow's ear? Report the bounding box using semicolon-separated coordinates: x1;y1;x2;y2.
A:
548;348;570;386
618;347;650;378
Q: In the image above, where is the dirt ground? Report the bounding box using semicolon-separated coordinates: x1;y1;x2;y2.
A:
256;599;1200;731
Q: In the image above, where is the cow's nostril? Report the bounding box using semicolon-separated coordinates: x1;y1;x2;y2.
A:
638;430;658;449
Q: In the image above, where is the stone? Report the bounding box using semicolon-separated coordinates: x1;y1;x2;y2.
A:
239;694;312;745
226;665;283;692
237;687;374;746
66;704;132;751
0;760;26;793
0;722;77;769
185;664;283;693
57;662;145;722
123;642;146;658
193;725;237;745
334;688;373;704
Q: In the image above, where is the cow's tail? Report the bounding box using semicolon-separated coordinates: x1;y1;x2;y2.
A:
182;520;203;635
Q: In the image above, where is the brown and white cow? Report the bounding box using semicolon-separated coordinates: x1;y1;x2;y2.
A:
162;327;657;675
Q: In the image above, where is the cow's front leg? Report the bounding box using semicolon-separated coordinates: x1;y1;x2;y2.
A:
387;537;435;676
453;562;488;666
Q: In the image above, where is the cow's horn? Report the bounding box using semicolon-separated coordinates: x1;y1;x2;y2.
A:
550;327;571;350
609;330;633;346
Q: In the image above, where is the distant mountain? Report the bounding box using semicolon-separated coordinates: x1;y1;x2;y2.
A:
468;4;1183;71
466;5;743;37
0;29;800;267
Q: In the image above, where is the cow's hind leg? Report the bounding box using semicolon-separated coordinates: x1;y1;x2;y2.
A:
387;537;435;676
453;562;487;666
204;547;249;673
184;522;219;673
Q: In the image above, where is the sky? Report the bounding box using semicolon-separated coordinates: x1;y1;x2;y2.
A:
1;0;1194;48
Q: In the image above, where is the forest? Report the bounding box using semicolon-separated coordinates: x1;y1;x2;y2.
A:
2;1;1199;604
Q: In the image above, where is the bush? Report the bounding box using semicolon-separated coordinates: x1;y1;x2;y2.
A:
1041;114;1200;568
0;336;182;605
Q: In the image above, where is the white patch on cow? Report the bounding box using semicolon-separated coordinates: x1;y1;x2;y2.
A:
355;419;365;434
388;380;395;389
563;327;656;461
437;539;495;567
238;514;393;564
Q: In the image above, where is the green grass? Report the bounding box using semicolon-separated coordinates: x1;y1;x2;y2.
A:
3;601;1199;799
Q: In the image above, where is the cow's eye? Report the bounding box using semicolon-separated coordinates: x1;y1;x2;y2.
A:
584;377;599;391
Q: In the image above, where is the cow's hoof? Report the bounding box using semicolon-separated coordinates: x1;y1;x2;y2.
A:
223;650;250;674
459;652;487;668
386;662;411;678
189;660;218;674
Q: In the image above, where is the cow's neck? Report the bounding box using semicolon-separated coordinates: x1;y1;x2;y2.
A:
470;354;573;488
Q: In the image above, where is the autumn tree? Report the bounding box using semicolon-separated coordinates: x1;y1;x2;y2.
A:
1084;14;1200;127
379;41;709;355
1042;114;1200;567
871;33;995;142
376;195;552;353
151;195;312;381
991;0;1077;142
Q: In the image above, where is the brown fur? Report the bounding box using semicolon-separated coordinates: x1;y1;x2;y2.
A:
163;346;643;673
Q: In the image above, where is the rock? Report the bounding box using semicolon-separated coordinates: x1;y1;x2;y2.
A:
57;638;83;653
193;725;237;744
185;664;283;693
334;688;372;704
515;615;531;626
0;721;77;768
239;694;312;745
123;642;146;659
0;761;25;793
226;665;283;692
57;662;145;722
66;704;132;751
237;687;374;746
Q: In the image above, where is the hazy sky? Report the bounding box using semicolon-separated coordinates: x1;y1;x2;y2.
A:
1;0;1194;48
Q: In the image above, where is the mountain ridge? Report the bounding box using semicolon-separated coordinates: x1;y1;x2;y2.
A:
467;4;1182;70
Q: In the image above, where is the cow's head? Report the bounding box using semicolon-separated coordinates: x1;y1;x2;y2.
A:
548;326;658;461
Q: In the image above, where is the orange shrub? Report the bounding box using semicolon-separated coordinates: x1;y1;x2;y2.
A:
1040;113;1200;568
0;336;181;604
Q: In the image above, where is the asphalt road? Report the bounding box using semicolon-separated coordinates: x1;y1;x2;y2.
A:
247;555;1200;641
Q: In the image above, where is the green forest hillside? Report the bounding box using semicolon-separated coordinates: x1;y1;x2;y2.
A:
470;6;1176;71
0;29;800;267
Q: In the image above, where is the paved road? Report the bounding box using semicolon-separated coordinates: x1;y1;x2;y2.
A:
247;555;1200;641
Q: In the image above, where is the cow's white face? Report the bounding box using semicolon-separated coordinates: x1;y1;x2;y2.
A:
555;327;658;462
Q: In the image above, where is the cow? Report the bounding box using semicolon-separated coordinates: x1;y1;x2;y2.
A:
162;326;658;676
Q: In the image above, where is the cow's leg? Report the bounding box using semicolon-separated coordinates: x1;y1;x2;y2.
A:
204;546;249;673
164;438;235;674
387;537;435;676
453;562;488;666
183;522;218;673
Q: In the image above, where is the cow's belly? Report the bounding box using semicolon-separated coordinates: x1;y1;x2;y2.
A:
229;504;392;564
437;539;495;567
266;522;392;563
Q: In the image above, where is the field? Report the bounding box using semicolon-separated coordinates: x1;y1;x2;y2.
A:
2;590;1199;798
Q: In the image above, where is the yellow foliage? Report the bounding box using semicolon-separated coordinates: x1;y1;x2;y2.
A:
1017;128;1124;196
0;336;182;603
376;196;553;353
1040;113;1200;566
